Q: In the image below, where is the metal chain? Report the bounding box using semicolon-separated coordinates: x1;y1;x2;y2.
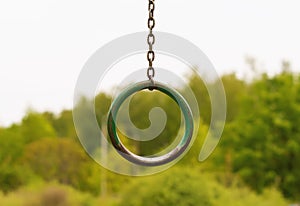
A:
147;0;155;84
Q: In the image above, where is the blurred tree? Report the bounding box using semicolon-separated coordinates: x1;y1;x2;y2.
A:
0;124;23;163
188;73;211;124
21;111;56;143
220;74;246;122
73;97;100;154
22;137;101;194
178;119;208;165
218;72;300;199
119;167;213;206
0;125;25;194
0;165;24;194
94;92;111;125
1;67;300;201
43;110;77;140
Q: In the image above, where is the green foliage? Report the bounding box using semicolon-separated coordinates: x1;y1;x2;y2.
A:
0;125;26;194
217;72;300;199
118;166;288;206
0;166;24;194
0;182;97;206
188;72;246;123
73;97;100;154
43;110;77;140
220;74;246;122
178;119;208;165
0;124;23;163
1;69;300;204
119;167;213;206
94;92;112;124
211;183;288;206
188;72;211;124
21;112;57;143
22;138;101;194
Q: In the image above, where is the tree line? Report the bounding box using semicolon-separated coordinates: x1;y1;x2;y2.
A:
0;68;299;204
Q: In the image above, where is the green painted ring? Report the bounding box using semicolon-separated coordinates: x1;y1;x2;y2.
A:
107;80;194;166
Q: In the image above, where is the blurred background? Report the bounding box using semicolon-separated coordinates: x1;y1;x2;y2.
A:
1;0;300;205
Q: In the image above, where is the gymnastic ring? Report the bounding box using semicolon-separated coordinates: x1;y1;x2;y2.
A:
107;80;194;166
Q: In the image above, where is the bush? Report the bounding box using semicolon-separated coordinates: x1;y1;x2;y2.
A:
119;167;212;206
0;166;24;194
0;181;96;206
118;166;289;206
22;138;101;194
40;186;67;206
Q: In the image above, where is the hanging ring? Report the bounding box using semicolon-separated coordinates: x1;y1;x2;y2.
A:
107;81;194;166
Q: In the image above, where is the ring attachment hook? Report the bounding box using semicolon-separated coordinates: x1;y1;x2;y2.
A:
147;67;155;89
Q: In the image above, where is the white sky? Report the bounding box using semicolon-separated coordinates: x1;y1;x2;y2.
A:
0;0;300;126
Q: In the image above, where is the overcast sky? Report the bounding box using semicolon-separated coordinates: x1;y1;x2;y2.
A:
0;0;300;126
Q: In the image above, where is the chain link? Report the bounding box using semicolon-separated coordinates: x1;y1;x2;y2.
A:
147;0;155;84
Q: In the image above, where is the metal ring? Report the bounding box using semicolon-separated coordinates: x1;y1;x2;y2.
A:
107;81;194;166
